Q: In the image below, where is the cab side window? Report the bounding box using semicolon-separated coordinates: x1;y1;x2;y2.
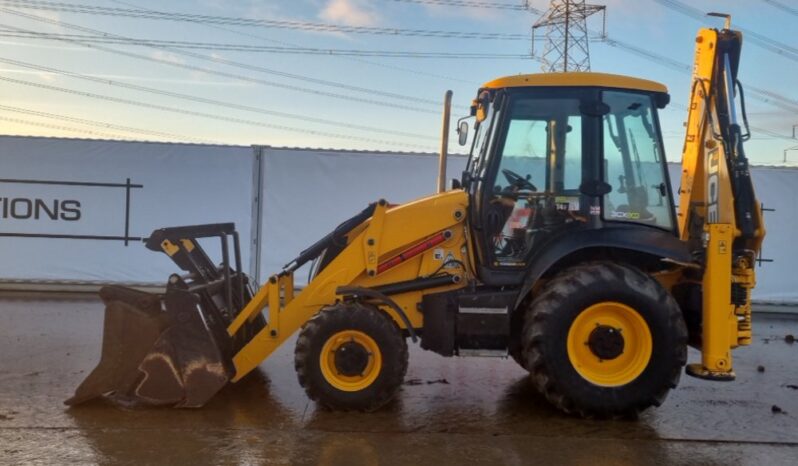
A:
602;91;674;230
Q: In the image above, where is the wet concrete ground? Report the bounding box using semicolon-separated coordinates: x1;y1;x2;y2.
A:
1;292;797;465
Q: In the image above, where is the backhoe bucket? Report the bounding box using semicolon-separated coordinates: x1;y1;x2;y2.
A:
66;286;233;408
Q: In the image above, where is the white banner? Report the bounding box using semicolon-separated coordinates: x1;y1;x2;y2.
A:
257;147;467;284
0;136;255;284
258;149;796;303
668;164;797;303
1;136;794;304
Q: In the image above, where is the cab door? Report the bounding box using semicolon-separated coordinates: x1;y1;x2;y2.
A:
467;88;598;285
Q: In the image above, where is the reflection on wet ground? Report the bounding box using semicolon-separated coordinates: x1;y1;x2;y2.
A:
1;292;797;465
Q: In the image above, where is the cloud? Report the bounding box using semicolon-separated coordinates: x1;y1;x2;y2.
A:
416;3;504;22
242;1;286;21
320;0;380;27
150;50;187;65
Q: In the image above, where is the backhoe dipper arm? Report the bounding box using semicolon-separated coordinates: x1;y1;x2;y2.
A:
677;15;765;380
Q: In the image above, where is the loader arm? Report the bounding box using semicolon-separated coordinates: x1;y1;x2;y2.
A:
227;190;470;381
677;17;765;380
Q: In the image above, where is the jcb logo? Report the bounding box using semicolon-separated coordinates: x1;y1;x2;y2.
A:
707;147;719;223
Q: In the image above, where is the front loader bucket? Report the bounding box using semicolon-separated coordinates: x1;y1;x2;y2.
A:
65;286;166;406
66;286;233;408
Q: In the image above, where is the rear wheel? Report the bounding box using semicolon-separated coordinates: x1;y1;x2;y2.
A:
295;303;408;411
523;262;687;418
508;310;527;368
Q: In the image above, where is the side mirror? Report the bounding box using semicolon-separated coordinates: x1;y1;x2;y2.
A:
475;90;491;123
449;178;462;190
457;121;469;146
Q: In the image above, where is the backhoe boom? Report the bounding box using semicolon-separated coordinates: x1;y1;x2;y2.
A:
677;17;765;380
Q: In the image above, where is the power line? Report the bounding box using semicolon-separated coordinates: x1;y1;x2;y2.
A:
523;3;545;15
0;115;141;140
5;1;790;143
0;104;214;142
602;35;690;73
0;75;434;149
0;13;445;114
389;0;528;10
668;102;796;142
109;0;476;85
409;2;798;135
749;126;798;142
601;34;798;114
651;0;798;63
762;0;798;17
746;86;798;115
0;0;529;40
0;10;450;109
0;56;437;141
0;30;533;59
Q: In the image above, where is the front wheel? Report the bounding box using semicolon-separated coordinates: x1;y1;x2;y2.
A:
522;262;687;418
295;303;408;411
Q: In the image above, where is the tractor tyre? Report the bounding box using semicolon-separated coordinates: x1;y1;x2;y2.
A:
522;262;687;418
295;303;408;411
508;309;527;369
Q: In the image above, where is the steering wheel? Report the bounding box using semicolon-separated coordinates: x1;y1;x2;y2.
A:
502;169;537;192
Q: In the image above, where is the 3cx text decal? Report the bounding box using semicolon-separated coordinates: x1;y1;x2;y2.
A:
610;211;641;220
0;178;143;246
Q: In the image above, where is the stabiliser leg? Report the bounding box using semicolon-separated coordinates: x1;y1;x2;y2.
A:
686;224;736;381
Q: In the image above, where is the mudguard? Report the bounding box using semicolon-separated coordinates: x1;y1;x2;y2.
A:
514;226;693;308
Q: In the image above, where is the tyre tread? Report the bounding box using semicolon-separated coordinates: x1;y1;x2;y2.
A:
294;304;408;412
522;262;687;418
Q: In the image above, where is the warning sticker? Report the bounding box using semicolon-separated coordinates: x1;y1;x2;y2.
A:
555;196;580;211
444;252;458;268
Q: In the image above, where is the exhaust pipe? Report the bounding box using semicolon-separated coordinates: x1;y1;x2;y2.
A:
437;90;453;193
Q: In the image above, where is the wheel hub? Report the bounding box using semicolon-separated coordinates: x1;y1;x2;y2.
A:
587;325;625;360
334;340;371;377
566;301;653;387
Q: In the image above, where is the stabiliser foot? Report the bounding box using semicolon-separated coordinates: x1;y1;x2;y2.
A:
685;363;736;381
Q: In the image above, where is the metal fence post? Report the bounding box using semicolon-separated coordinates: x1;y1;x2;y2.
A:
249;145;265;283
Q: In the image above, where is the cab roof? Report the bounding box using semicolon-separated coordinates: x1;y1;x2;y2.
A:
481;72;668;94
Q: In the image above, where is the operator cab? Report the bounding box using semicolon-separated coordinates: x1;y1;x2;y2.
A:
462;72;677;283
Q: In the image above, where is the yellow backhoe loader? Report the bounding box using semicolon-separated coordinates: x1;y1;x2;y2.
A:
68;16;764;417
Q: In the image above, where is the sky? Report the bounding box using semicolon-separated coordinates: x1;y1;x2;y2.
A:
0;0;796;165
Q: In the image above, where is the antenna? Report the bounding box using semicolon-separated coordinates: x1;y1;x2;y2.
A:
532;0;606;73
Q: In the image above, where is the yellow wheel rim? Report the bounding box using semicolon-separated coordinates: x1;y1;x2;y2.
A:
319;330;382;392
566;302;652;387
